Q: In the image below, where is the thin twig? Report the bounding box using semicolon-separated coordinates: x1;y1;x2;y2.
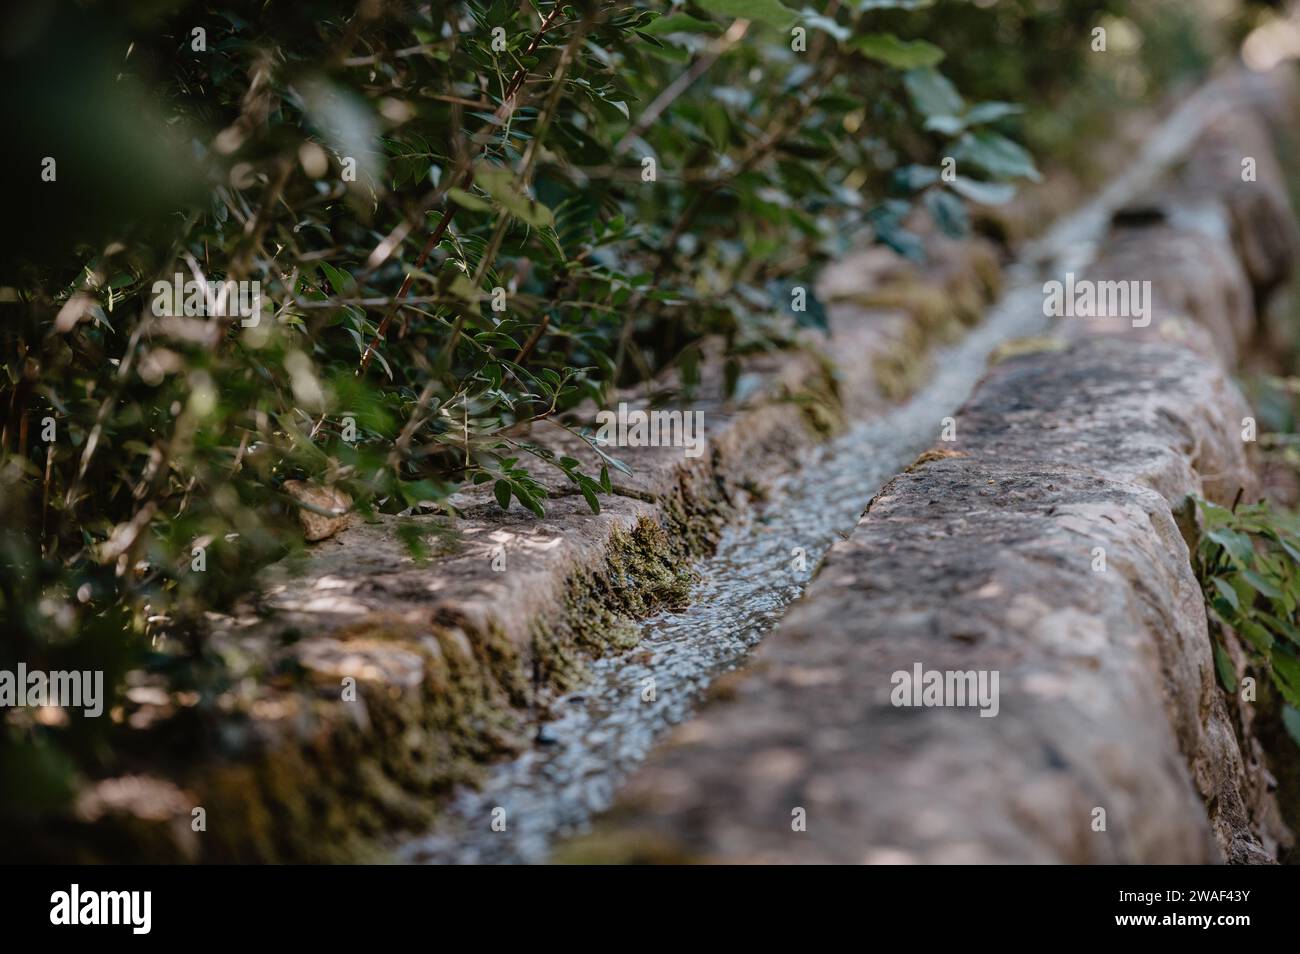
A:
356;4;568;376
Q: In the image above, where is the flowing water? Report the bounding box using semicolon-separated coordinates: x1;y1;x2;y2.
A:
397;276;1049;864
395;85;1231;864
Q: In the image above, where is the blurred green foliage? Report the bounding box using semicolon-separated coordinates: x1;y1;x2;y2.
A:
1195;497;1300;747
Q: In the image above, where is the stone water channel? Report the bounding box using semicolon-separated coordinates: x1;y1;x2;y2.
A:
394;87;1229;865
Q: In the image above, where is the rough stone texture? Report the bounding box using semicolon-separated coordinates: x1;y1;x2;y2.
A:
1177;84;1300;307
559;72;1299;865
1075;218;1254;368
818;234;1003;404
282;479;352;541
563;342;1273;864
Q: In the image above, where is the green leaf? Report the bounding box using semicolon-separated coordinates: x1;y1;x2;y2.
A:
853;33;945;69
1257;610;1300;647
1272;649;1300;707
448;187;491;212
964;101;1023;125
1240;619;1275;653
1213;641;1237;693
903;67;964;121
474;164;554;228
923;114;966;135
319;262;355;295
1282;704;1300;748
868;200;925;259
400;479;445;506
724;356;741;398
473;331;521;349
448;274;480;303
1197;498;1235;527
1206;528;1256;567
950;177;1016;205
586;429;633;476
892;164;940;191
953;130;1041;182
923;189;967;239
923;101;1022;136
1210;596;1236;623
493;479;512;510
1242;568;1284;600
679;345;701;392
857;0;934;9
642;13;721;35
696;0;797;29
800;8;850;41
1211;576;1240;612
511;482;546;517
573;473;602;514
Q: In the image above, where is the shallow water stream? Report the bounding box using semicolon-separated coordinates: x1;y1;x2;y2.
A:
395;85;1230;864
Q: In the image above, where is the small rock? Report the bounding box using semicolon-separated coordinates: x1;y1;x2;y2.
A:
283;480;352;541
